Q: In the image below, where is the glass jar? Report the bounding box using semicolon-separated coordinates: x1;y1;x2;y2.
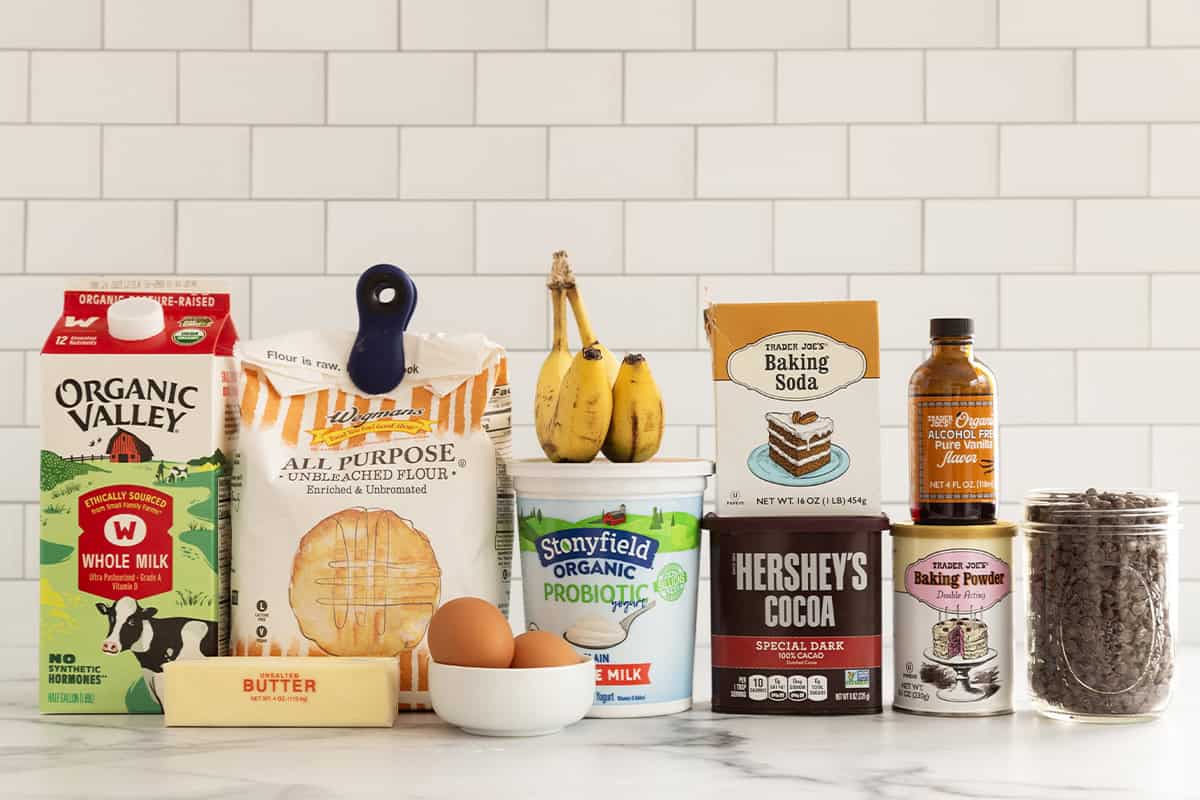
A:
1024;489;1179;723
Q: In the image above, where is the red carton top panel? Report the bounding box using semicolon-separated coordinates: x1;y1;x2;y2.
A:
43;279;237;357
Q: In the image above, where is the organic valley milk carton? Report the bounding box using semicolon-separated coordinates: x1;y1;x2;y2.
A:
39;279;237;713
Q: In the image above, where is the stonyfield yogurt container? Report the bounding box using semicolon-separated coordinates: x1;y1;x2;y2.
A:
509;459;713;718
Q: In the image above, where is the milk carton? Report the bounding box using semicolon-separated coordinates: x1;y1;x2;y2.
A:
39;278;236;713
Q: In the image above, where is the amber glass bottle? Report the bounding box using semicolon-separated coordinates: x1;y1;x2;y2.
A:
908;318;996;524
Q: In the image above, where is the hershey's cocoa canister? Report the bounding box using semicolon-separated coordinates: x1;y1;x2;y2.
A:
704;514;888;715
891;521;1016;717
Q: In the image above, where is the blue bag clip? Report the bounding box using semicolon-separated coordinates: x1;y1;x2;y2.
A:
347;264;418;396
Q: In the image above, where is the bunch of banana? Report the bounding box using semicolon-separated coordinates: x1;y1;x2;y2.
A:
534;251;665;464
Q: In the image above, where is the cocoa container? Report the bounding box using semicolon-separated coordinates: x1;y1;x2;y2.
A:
704;514;888;715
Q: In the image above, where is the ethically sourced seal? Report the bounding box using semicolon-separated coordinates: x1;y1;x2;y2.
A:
509;459;712;718
891;521;1016;717
705;514;888;715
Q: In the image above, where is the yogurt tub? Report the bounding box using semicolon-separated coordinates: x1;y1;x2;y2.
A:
509;458;713;718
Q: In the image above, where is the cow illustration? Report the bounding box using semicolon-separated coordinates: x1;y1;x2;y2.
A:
96;596;216;707
166;465;188;483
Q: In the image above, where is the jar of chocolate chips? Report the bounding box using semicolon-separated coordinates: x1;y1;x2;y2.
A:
1024;489;1179;723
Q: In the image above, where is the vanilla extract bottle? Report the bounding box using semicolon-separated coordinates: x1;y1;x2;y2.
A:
908;318;996;524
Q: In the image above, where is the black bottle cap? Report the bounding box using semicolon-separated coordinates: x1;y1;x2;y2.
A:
930;318;974;338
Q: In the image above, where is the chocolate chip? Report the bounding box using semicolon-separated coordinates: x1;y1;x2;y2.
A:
1025;489;1176;718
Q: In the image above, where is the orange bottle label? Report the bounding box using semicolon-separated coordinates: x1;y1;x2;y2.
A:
910;396;995;503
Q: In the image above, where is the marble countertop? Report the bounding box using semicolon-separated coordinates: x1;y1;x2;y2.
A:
4;645;1194;800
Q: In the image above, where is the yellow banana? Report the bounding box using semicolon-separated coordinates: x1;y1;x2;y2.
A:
543;346;613;463
558;254;619;386
534;280;572;449
602;353;664;463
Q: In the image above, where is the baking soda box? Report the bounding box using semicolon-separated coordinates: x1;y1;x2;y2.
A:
705;301;881;517
39;278;236;713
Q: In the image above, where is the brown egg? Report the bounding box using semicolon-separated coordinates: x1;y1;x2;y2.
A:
427;597;515;668
510;630;581;669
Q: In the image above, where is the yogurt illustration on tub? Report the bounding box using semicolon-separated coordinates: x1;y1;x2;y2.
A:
510;459;713;718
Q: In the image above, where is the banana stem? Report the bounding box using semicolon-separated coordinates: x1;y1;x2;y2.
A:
550;286;568;353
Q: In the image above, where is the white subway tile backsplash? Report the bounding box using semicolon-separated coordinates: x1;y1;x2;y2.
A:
476;202;622;274
477;54;621;125
0;505;23;578
253;0;397;50
253;127;397;199
0;581;36;645
5;0;1200;633
1000;426;1150;504
180;53;323;124
105;0;249;49
626;202;771;274
775;201;921;273
1001;125;1148;197
0;0;100;48
0;202;22;273
851;0;996;48
0;126;99;199
696;0;846;50
927;51;1072;123
1001;276;1149;348
104;126;247;199
999;0;1146;46
31;52;175;124
1078;50;1200;122
880;351;922;425
402;128;545;200
558;277;697;351
981;351;1076;424
778;52;922;123
925;200;1073;272
402;0;545;51
850;126;997;198
550;127;692;199
849;275;999;348
0;427;38;502
1151;0;1200;45
880;427;908;504
1150;125;1200;196
0;354;22;425
626;53;774;124
328;54;474;125
1153;428;1200;501
1078;352;1200;424
26;201;173;273
24;504;37;579
0;278;60;348
178;201;323;274
1152;275;1200;347
1077;200;1200;271
23;353;38;426
697;126;845;199
550;0;692;50
326;202;474;275
0;53;28;122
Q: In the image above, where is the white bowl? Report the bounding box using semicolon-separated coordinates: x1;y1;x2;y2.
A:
429;659;595;737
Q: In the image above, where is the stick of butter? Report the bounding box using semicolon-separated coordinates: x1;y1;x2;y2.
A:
162;657;399;727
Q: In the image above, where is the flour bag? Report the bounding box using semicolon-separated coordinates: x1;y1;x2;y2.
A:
231;266;512;710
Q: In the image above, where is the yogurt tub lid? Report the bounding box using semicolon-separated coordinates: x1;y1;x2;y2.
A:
701;513;890;534
891;521;1017;539
508;458;714;480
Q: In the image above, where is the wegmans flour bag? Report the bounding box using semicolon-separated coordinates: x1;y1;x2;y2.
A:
231;268;512;710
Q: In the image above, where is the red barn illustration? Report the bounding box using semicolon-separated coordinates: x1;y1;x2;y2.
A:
106;428;154;463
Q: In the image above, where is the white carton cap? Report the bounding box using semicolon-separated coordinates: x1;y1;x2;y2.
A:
108;296;165;341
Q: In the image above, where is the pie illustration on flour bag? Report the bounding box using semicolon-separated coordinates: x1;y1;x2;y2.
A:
231;266;513;710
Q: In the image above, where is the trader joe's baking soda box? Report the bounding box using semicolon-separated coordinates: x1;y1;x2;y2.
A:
40;278;236;713
705;301;881;517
